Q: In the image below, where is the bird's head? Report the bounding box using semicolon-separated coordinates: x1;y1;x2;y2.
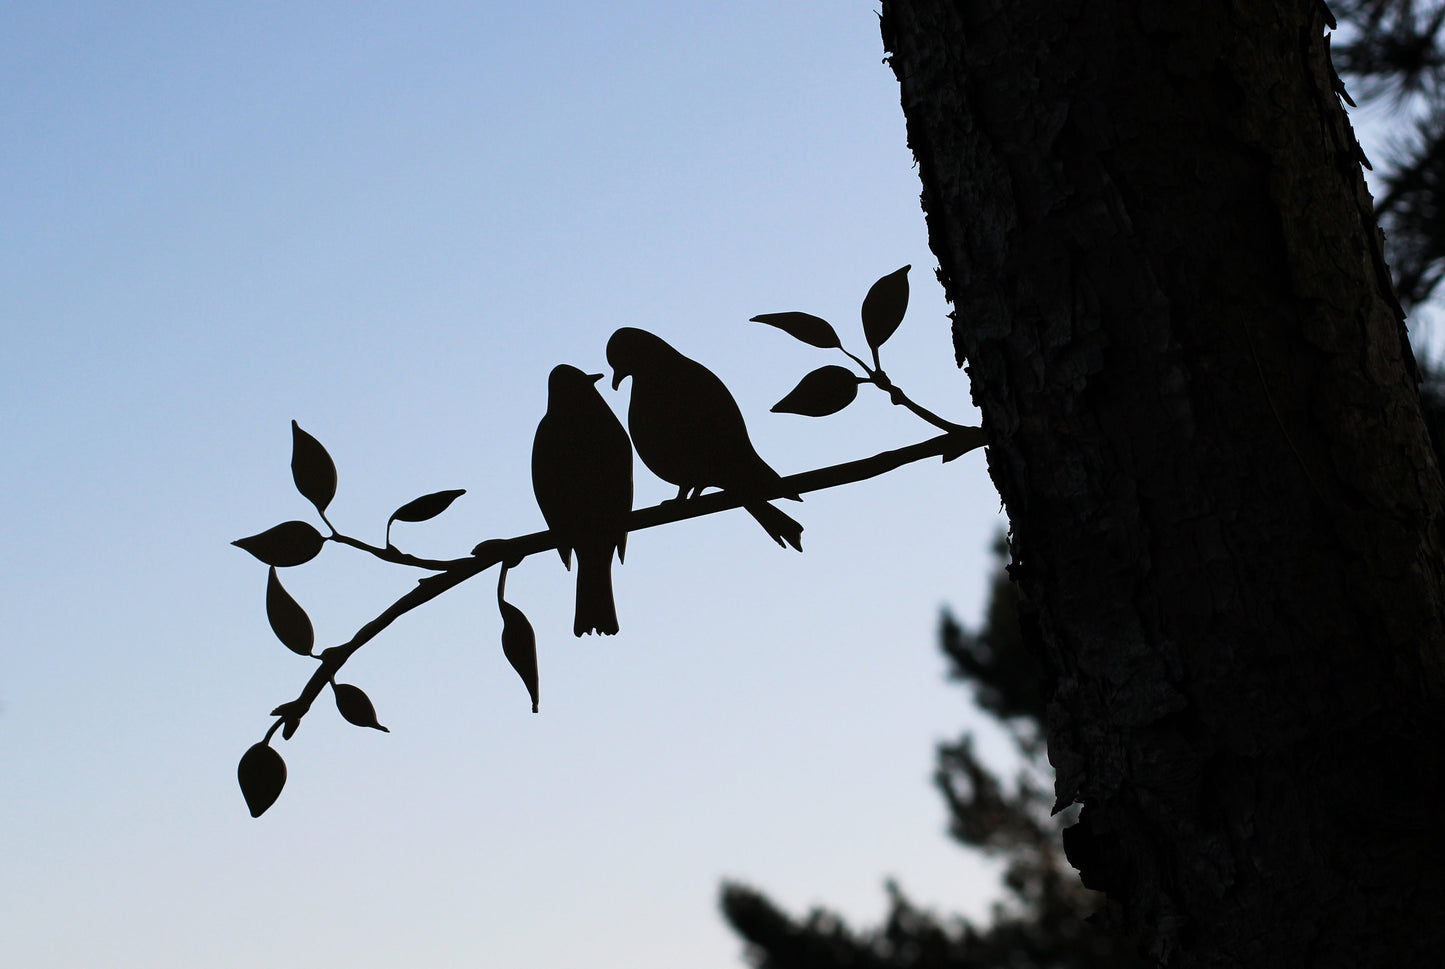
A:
547;364;604;402
606;327;668;390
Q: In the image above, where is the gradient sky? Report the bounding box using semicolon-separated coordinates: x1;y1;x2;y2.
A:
2;4;1024;967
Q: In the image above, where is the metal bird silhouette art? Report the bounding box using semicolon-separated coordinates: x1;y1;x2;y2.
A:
532;364;634;636
606;327;803;551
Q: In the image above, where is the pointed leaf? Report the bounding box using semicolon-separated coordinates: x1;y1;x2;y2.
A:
500;599;539;713
290;421;337;514
233;521;326;567
333;683;389;732
750;312;841;349
238;742;287;818
265;567;314;655
771;365;860;417
861;265;911;356
389;489;466;525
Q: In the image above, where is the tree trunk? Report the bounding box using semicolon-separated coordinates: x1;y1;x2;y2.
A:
882;1;1445;965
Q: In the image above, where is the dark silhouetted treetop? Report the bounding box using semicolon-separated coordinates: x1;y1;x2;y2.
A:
1334;0;1445;307
722;538;1143;969
724;878;1141;969
938;536;1037;746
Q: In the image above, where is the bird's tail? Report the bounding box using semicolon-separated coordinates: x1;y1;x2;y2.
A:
574;547;620;636
745;501;804;552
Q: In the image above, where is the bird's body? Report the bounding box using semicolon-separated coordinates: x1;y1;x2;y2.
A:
532;364;633;636
606;327;802;551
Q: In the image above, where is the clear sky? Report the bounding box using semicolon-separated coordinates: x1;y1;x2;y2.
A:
1;4;1014;967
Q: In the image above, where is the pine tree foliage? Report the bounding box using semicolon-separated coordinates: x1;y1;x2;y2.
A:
723;540;1142;969
1335;0;1445;307
936;537;1034;741
722;4;1445;966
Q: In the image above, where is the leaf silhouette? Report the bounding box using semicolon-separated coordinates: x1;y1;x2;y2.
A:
389;489;466;525
771;365;861;417
861;265;911;360
238;742;287;818
290;421;337;514
333;683;389;732
233;521;326;567
500;599;539;713
387;489;466;545
751;312;841;349
265;567;314;655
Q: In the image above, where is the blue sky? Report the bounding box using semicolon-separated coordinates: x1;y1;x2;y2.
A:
0;4;1016;967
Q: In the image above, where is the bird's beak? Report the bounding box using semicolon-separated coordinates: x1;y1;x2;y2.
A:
587;372;604;384
610;370;623;390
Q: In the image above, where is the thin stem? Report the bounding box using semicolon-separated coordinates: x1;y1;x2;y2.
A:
841;346;971;435
329;532;458;571
842;347;874;373
868;369;969;434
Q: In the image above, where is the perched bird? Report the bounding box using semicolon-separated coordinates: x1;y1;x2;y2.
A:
532;364;634;636
606;327;802;551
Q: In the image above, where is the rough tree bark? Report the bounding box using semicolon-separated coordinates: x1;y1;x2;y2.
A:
882;2;1445;966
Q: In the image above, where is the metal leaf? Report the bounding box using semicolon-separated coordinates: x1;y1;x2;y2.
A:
750;312;841;349
238;742;287;818
771;365;861;417
265;567;314;655
333;683;389;732
389;489;466;525
500;599;539;713
233;521;326;567
861;265;911;358
290;421;337;514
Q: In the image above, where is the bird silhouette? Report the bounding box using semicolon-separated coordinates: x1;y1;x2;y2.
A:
532;364;634;636
606;327;802;551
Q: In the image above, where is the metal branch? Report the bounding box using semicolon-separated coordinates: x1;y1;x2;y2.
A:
266;426;986;734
